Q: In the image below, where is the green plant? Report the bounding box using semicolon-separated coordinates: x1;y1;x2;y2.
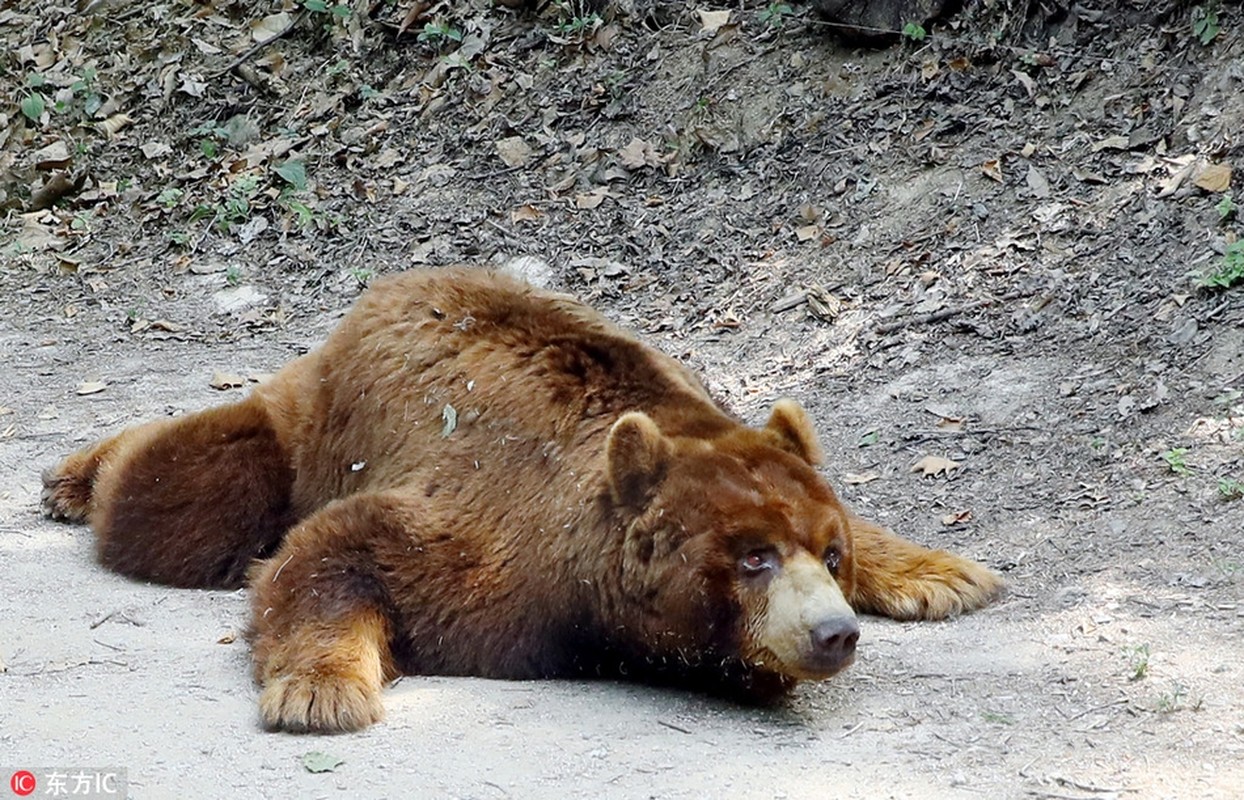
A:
157;187;185;209
302;0;352;24
1217;193;1238;221
981;711;1014;725
1161;448;1192;476
21;73;47;122
1192;4;1220;45
552;0;603;38
351;267;375;285
1218;477;1244;500
902;22;927;41
1154;682;1201;713
274;160;308;192
1128;644;1150;681
758;2;794;28
167;230;191;247
1198;241;1244;289
418;19;463;45
225;265;242;286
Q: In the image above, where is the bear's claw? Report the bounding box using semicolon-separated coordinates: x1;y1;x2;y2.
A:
259;673;385;733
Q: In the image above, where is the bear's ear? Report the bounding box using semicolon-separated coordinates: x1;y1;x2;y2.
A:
606;412;671;507
765;399;824;466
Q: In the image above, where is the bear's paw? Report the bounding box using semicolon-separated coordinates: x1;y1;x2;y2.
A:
259;672;385;733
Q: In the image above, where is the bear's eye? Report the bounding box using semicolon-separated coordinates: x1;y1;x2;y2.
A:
823;546;842;576
740;549;777;575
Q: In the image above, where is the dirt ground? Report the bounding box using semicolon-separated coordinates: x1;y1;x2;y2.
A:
2;0;1243;797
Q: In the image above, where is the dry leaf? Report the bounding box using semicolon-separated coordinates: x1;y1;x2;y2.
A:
941;509;973;526
495;136;533;168
33;141;71;170
510;204;543;223
911;454;961;477
795;224;820;242
981;159;1003;183
1091;135;1129;153
97;114;133;139
617;137;659;170
843;471;879;485
1193;162;1232;193
217;631;237;644
574;188;608;210
251;12;292;44
209;371;246;390
1025;164;1050;198
698;9;731;33
76;380;107;396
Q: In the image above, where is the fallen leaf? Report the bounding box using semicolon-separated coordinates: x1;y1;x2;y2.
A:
981;159;1003;183
495;136;533;168
210;371;246;390
76;380;107;396
302;751;344;774
574;188;608;210
1193;162;1232;193
140;141;173;159
941;509;973;526
795;224;820;242
698;8;731;33
97;114;133;139
617;137;659;170
217;632;237;644
1091;135;1129;153
441;403;458;437
1025;164;1050;198
510;204;543;223
251;12;292;44
911;454;960;477
843;471;880;485
33;141;71;170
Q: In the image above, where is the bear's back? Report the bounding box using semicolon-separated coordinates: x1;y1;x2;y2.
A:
266;268;732;522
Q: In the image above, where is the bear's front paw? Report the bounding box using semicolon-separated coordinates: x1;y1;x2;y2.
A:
41;465;91;523
885;554;1004;621
259;672;385;733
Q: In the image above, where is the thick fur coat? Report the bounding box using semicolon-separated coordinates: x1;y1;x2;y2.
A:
43;268;1002;732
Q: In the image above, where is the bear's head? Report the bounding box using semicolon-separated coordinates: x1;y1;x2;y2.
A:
606;399;860;693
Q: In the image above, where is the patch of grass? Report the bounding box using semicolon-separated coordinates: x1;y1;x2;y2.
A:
225;265;242;286
1127;644;1150;681
1154;681;1202;714
1217;193;1238;221
981;711;1014;725
902;22;927;42
1218;477;1244;501
758;2;794;28
1160;448;1192;476
1197;241;1244;290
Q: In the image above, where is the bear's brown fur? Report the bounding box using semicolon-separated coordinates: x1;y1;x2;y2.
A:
43;267;1002;732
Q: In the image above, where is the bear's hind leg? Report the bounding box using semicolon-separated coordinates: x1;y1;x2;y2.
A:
43;398;295;588
847;516;1003;621
42;430;127;523
248;493;406;733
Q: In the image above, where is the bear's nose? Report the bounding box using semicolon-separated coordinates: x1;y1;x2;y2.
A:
810;616;860;669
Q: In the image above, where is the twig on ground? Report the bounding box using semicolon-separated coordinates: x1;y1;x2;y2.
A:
214;10;308;78
874;290;1033;334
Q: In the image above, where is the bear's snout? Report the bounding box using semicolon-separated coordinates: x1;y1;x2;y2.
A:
808;616;859;674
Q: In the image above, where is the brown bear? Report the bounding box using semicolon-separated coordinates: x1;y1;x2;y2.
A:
42;267;1002;733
